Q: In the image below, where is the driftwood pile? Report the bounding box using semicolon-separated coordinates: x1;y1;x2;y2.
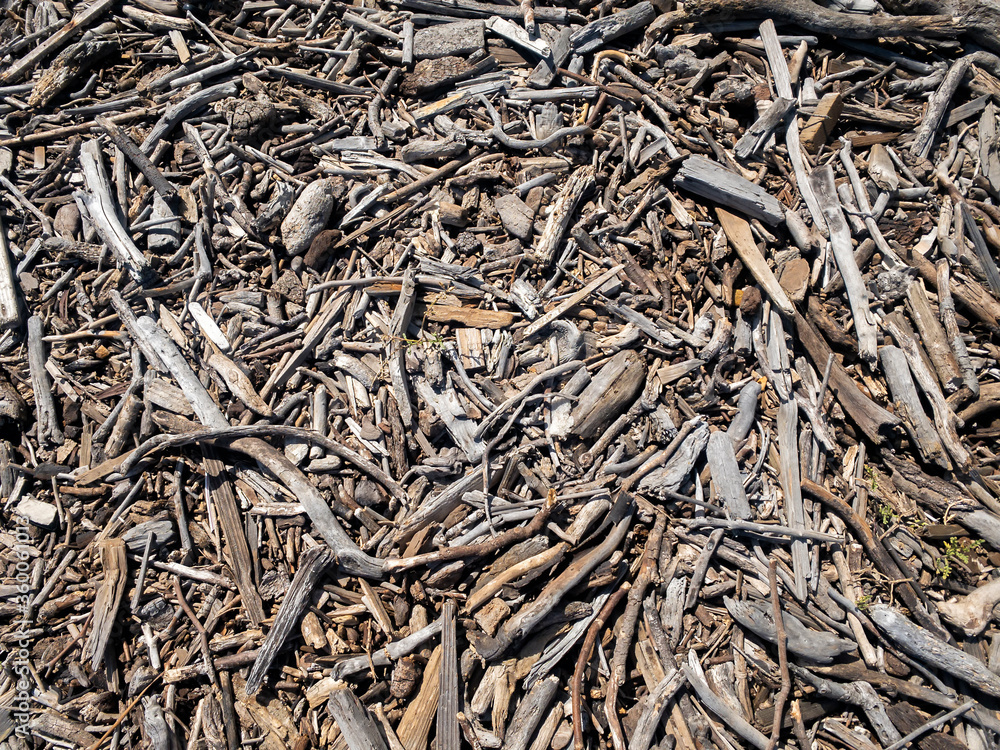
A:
10;0;1000;748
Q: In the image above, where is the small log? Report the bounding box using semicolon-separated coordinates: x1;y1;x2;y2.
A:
675;156;786;226
706;430;751;520
870;604;1000;699
534;165;595;265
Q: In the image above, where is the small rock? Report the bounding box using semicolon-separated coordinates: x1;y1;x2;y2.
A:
400;57;476;96
413;20;485;60
122;518;176;552
16;496;58;528
273;269;305;304
779;256;810;303
494;193;534;241
739;286;762;316
281;179;336;255
54;202;81;240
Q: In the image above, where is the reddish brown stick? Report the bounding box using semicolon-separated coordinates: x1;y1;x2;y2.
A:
766;560;790;750
573;582;631;750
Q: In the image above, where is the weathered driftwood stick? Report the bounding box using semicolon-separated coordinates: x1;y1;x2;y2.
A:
506;676;560;750
27;315;64;446
937;576;1000;637
897;241;1000;333
881;314;970;470
327;681;390;750
906;279;963;393
627;669;686;750
606;513;665;750
759;19;828;237
686;0;969;44
879;346;950;469
523;265;623;339
141;81;239;154
735;97;795;159
246;545;335;694
809;166;878;365
534;166;594;265
723;597;855;663
119;308;387;579
573;582;631;750
777;399;809;601
682;517;840;543
802;480;947;639
464;543;567;613
766;560;791;750
684;650;768;750
471;496;633;659
81;538;127;671
717;209;794;316
96;115;177;201
675;156;785;226
870;604;1000;698
569;1;654;53
936;259;980;395
386;491;556;571
792;311;899;443
328;620;442;682
0;215;21;330
437;600;460;750
76;140;152;284
911;57;969;159
791;666;902;746
389;267;417;425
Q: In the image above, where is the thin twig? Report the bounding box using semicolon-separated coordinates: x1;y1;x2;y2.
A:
573;582;631;750
766;559;791;750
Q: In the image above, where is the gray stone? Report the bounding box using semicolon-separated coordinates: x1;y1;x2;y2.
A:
413;21;485;60
494;193;534;242
16;496;58;527
281;179;336;255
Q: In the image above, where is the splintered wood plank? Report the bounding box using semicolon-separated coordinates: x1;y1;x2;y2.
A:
437;601;460;750
455;328;486;371
397;645;443;750
82;538;128;670
246;545;335;694
204;452;265;626
716;209;795;316
707;430;752;520
328;682;390;750
417;304;518;329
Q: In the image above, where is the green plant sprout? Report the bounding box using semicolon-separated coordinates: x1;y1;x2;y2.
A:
935;537;984;580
